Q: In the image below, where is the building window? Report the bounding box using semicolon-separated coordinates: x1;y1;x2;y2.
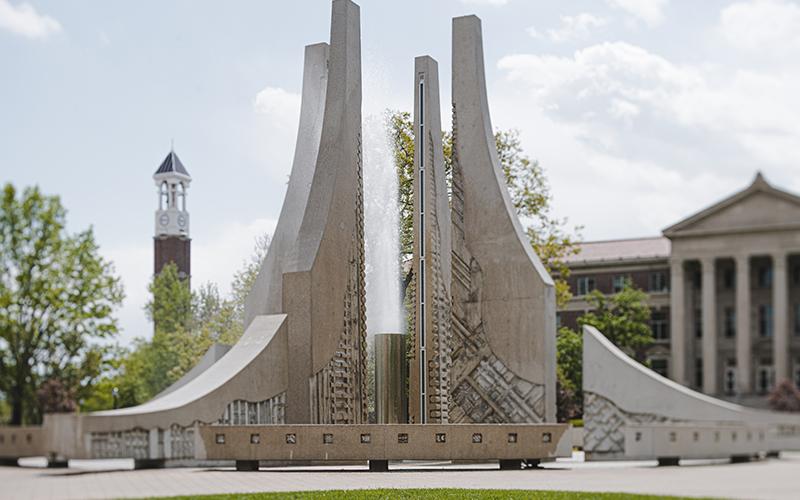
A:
759;267;773;287
695;358;703;390
795;305;800;335
651;359;668;378
794;265;800;286
724;269;736;289
724;307;736;338
556;315;562;329
694;309;702;339
724;367;736;395
649;273;668;293
693;270;702;289
759;305;774;338
651;311;668;341
613;275;630;293
757;366;774;394
577;277;595;296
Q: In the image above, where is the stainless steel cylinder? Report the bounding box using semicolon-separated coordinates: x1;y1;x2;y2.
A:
375;333;408;424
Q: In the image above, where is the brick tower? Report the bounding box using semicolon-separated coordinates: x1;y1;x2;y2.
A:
153;149;191;284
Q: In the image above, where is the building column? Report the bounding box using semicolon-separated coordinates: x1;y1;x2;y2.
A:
670;259;686;384
773;251;789;383
701;257;717;395
736;255;752;393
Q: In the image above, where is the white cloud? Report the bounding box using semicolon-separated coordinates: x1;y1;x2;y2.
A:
544;13;611;43
720;0;800;54
0;0;61;40
606;0;668;28
496;37;800;223
192;218;277;299
458;0;508;6
253;87;301;124
526;26;544;39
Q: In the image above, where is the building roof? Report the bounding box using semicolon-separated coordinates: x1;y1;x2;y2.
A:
154;150;190;177
562;237;671;265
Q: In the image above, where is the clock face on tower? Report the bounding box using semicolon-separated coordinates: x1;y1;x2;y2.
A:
160;214;169;226
178;215;186;228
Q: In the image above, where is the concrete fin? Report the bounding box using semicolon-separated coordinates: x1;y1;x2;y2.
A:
450;14;556;423
244;42;330;329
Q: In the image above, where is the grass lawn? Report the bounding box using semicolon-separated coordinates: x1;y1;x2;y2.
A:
124;490;725;500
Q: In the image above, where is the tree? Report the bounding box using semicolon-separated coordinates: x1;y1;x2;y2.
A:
766;380;800;413
0;184;123;424
556;326;582;396
578;283;654;363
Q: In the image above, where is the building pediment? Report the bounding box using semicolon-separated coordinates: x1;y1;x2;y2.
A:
663;173;800;238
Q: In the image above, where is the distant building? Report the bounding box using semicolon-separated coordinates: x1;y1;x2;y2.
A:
153;149;192;284
558;173;800;408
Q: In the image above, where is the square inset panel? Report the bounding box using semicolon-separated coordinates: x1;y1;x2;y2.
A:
398;433;408;444
435;433;446;443
472;433;482;444
323;433;333;445
361;434;371;444
215;434;225;444
508;433;517;444
542;433;551;443
250;434;260;444
286;433;297;444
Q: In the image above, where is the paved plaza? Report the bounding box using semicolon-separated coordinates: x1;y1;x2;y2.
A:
3;453;800;500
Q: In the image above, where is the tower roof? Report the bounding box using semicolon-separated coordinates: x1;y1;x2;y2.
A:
155;150;191;178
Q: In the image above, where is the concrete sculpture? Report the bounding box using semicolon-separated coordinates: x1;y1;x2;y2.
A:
38;1;363;463
2;4;573;469
583;325;800;462
449;15;557;424
409;56;453;425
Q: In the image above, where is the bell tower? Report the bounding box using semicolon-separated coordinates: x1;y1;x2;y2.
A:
153;149;191;283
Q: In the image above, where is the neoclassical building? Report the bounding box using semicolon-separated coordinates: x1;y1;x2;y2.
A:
559;173;800;407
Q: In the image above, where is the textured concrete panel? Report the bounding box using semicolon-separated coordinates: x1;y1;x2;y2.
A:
450;15;556;424
408;56;452;425
197;423;571;461
0;427;43;460
583;325;800;460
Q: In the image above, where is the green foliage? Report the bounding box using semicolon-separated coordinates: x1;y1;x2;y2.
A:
578;283;654;362
127;489;720;500
556;326;582;397
387;110;415;261
0;184;123;425
110;236;269;408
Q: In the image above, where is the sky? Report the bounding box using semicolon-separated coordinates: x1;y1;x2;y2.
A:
3;0;800;346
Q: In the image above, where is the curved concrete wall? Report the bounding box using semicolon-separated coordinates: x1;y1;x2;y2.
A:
450;15;556;424
281;0;367;424
45;314;288;459
243;43;329;329
583;325;800;459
